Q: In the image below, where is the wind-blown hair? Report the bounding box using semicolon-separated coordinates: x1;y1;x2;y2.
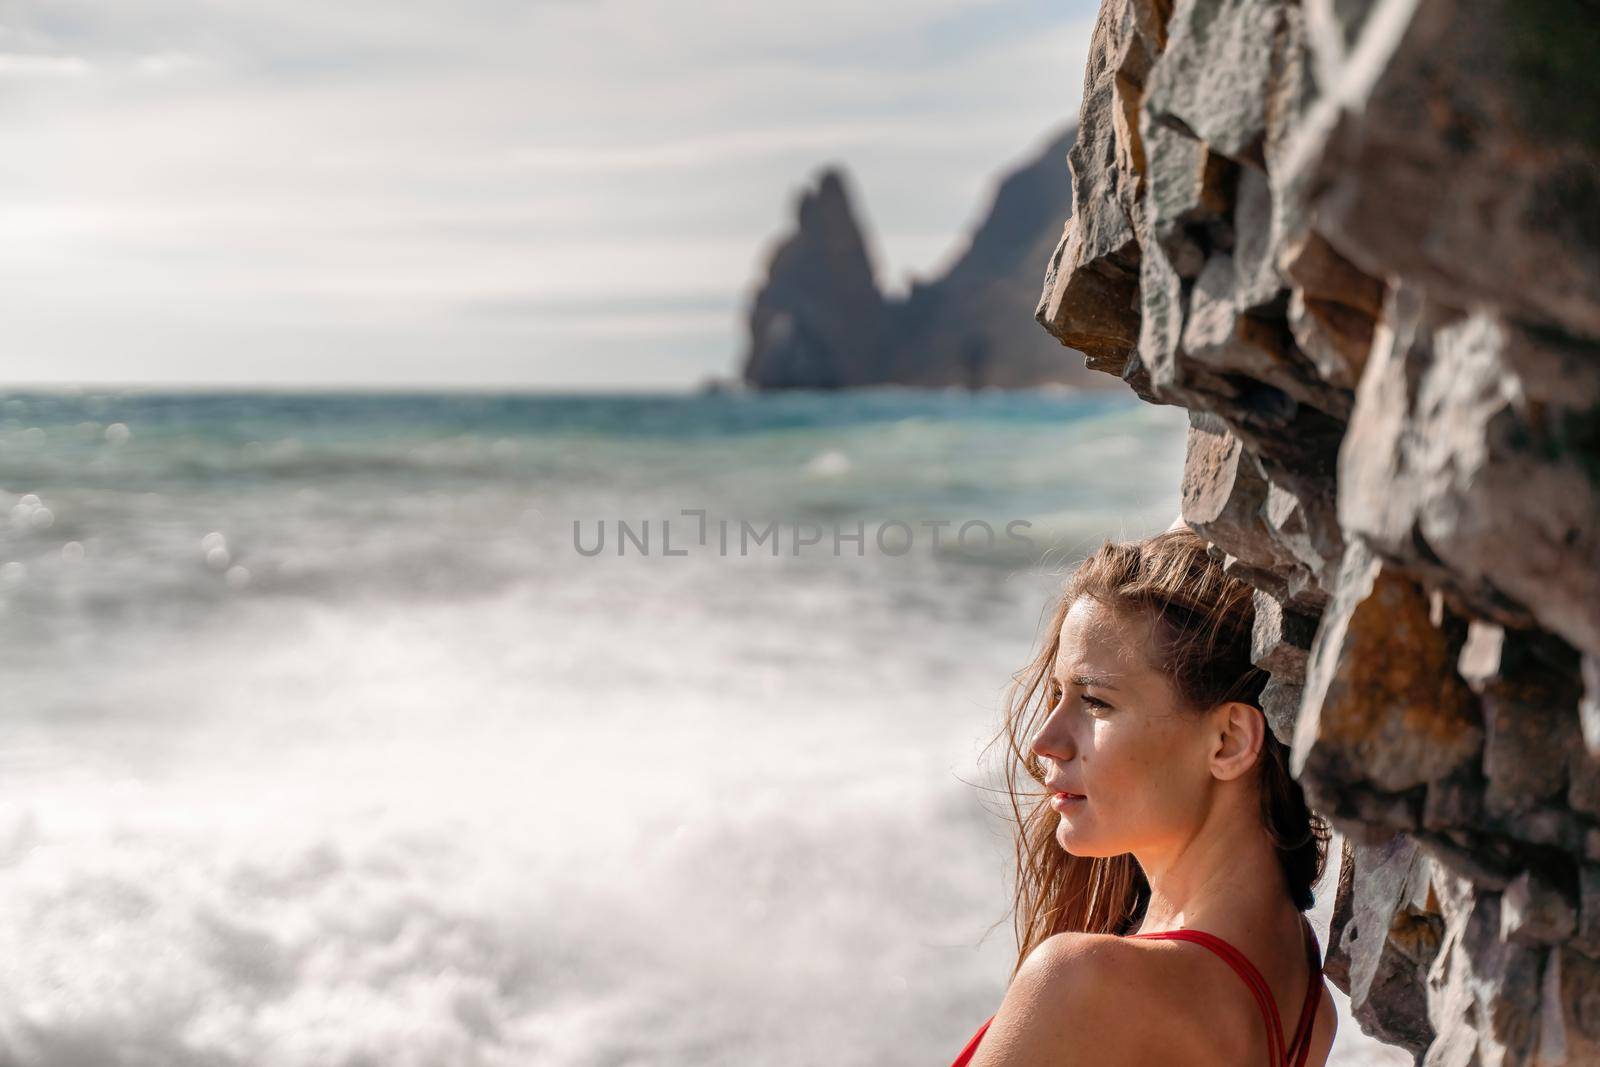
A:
988;525;1330;979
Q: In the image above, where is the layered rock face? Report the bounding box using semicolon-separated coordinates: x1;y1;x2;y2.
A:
1038;0;1600;1061
743;130;1119;390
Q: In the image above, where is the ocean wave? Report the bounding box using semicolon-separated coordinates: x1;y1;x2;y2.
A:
0;389;1203;1065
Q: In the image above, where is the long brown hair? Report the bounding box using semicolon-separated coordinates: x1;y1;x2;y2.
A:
989;526;1330;979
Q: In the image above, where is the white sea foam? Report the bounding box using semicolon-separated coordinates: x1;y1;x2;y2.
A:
803;449;852;478
0;391;1402;1065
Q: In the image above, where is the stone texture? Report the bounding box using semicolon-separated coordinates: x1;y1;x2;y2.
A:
1037;0;1173;381
1293;540;1482;801
1501;868;1577;945
1039;0;1600;1059
1326;833;1440;1056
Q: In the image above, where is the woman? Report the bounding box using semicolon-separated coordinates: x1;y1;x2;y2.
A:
950;523;1337;1067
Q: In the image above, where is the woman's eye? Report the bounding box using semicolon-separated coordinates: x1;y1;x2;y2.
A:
1083;695;1111;711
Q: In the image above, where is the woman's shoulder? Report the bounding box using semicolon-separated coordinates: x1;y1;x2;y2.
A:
1021;929;1142;973
969;932;1261;1067
969;933;1215;1067
1021;928;1242;1004
1124;935;1339;1067
1014;929;1192;1005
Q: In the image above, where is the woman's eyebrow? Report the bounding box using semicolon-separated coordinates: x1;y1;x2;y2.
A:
1049;669;1121;691
1064;672;1119;691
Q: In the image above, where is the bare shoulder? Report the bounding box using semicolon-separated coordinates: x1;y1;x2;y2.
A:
970;928;1343;1067
968;932;1192;1067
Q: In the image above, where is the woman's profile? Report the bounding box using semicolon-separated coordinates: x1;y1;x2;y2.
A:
951;520;1338;1067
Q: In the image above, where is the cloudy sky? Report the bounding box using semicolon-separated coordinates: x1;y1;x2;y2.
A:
0;0;1096;389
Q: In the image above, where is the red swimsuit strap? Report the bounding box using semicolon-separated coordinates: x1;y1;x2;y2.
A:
1126;927;1285;1066
949;921;1327;1067
1127;918;1326;1067
1285;915;1326;1067
947;1014;993;1067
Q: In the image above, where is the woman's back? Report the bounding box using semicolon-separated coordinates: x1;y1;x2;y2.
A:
1121;914;1331;1067
949;914;1335;1067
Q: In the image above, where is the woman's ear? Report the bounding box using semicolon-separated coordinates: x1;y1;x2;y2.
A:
1207;700;1264;783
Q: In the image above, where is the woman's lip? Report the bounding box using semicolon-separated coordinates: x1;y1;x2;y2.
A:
1050;792;1086;811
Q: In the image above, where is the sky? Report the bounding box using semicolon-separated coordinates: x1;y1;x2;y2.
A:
0;0;1097;389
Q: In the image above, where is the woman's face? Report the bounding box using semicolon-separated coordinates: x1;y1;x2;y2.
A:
1029;596;1218;858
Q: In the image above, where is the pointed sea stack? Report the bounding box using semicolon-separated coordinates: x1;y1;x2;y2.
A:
741;129;1115;390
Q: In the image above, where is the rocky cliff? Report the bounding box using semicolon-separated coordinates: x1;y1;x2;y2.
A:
742;129;1120;390
1038;0;1600;1062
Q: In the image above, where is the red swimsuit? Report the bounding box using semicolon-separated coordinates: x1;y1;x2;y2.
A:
947;914;1325;1067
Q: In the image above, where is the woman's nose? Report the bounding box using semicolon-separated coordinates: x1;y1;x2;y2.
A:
1030;714;1073;762
1029;732;1049;762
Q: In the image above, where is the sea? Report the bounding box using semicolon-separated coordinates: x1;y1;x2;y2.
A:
0;388;1407;1066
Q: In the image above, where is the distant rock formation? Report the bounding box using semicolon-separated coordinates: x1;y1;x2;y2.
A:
1039;0;1600;1062
741;129;1116;390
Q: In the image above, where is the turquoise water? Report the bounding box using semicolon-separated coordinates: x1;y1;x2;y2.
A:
0;388;1207;1065
0;388;1183;644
